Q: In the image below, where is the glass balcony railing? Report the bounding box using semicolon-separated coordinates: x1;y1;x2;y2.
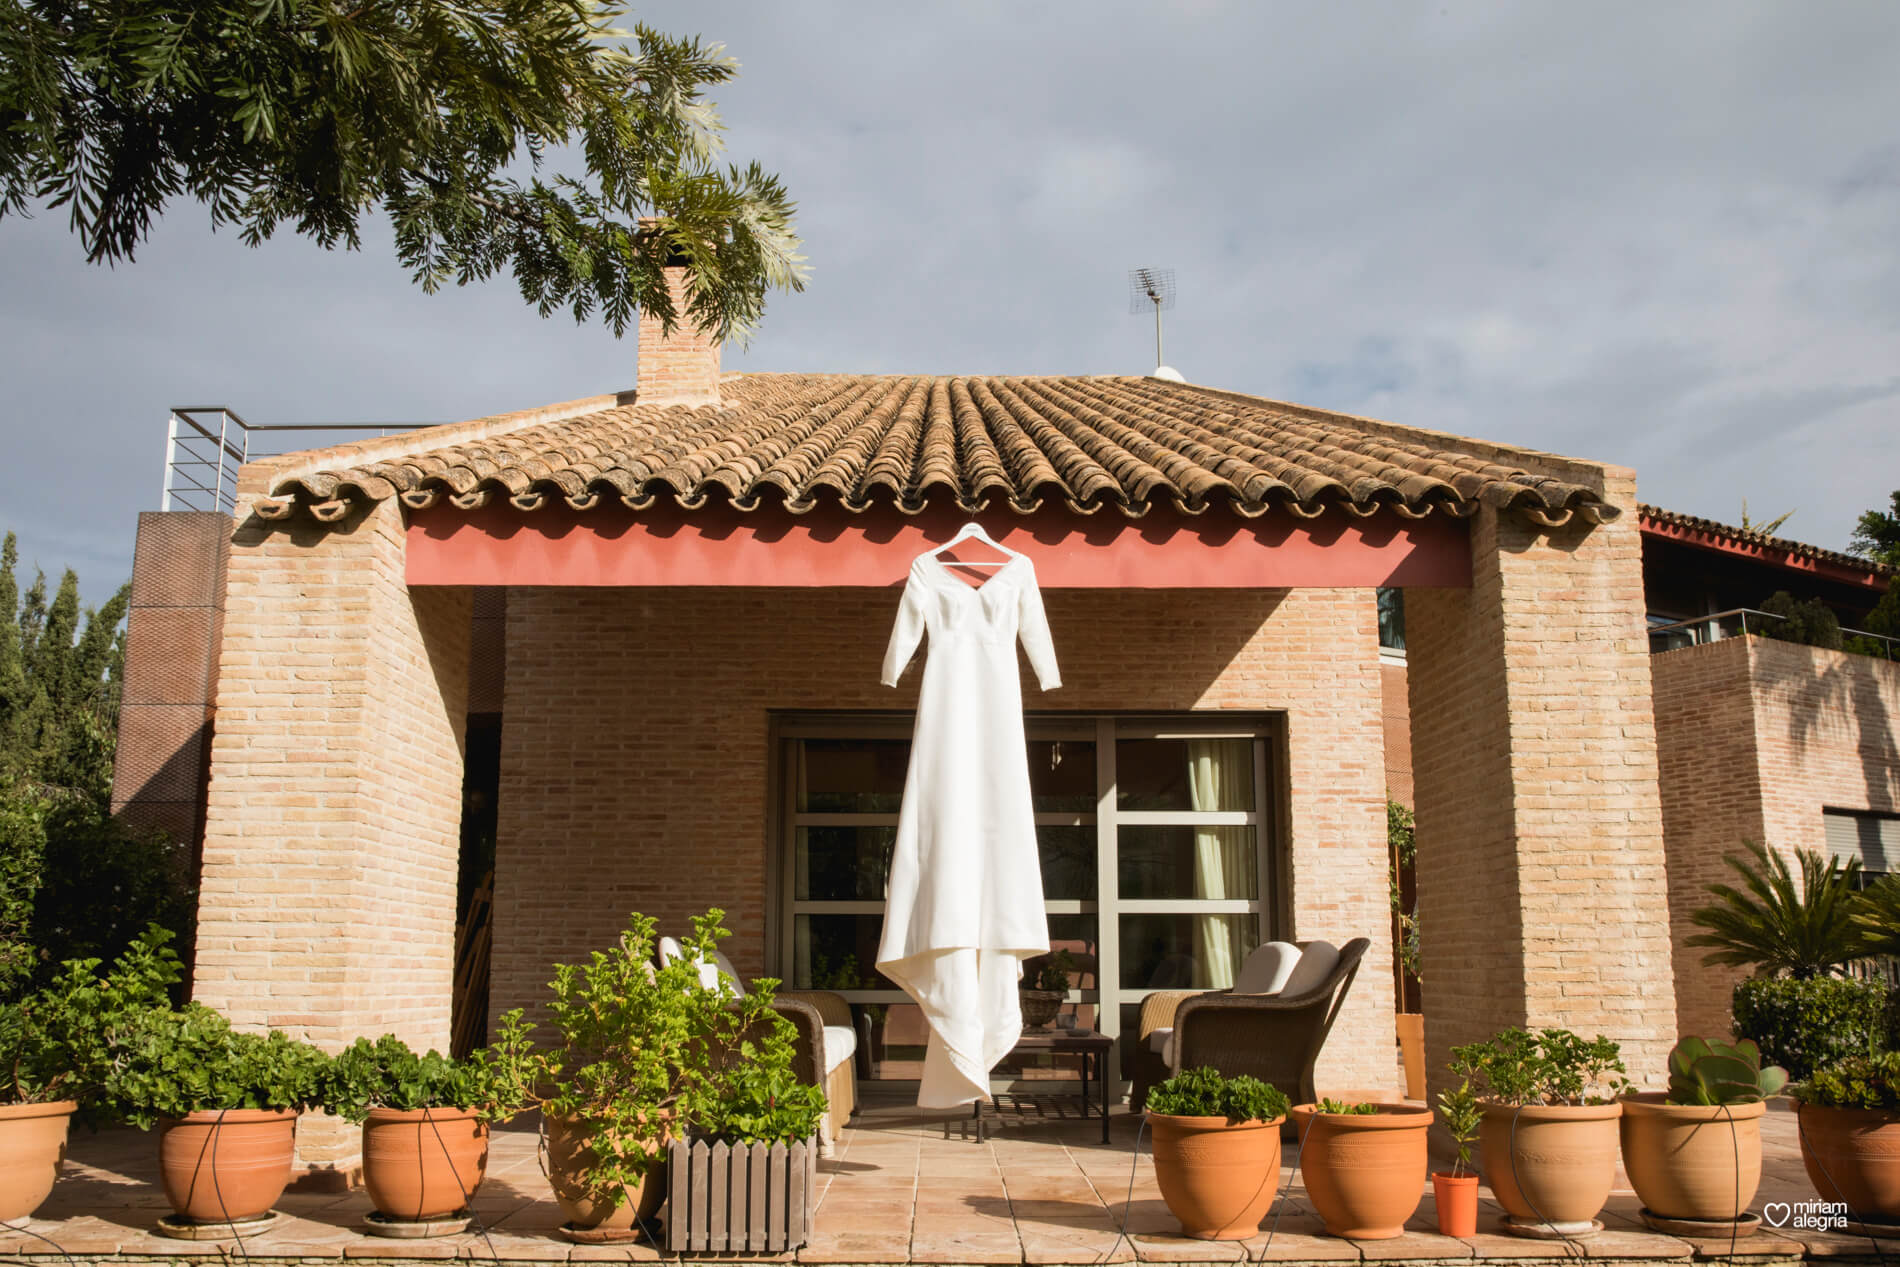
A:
1647;608;1899;659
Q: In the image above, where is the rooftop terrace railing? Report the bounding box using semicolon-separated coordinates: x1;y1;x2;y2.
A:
1647;607;1898;660
162;406;438;514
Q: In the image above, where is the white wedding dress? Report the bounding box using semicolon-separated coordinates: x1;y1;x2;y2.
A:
877;549;1062;1109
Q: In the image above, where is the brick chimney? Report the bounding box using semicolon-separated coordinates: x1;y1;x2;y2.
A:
637;267;722;407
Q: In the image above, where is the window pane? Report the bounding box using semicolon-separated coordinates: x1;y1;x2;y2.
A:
798;739;908;813
1118;825;1257;901
1038;825;1097;901
797;826;895;901
1028;738;1096;812
1377;588;1406;651
1117;738;1252;811
793;914;893;990
1120;912;1259;990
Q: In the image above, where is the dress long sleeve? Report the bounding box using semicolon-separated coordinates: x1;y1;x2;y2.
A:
881;571;927;687
1016;563;1062;690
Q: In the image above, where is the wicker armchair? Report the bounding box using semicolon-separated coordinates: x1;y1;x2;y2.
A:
1128;938;1370;1112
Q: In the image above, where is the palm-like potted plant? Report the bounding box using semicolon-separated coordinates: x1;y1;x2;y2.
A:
488;907;795;1241
1620;1037;1787;1231
1688;840;1866;977
102;1002;327;1228
0;927;179;1221
1144;1066;1290;1240
321;1035;512;1231
1794;1051;1900;1223
1431;1080;1481;1237
1288;1096;1433;1239
1449;1027;1630;1237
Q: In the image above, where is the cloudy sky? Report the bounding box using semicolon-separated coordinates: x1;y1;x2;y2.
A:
3;2;1897;603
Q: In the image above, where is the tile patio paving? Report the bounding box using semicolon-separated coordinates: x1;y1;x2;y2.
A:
4;1095;1892;1264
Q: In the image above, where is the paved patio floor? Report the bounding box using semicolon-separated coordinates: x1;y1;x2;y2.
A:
3;1094;1891;1264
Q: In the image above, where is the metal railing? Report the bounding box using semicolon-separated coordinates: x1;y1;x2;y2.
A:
1647;607;1899;660
162;407;441;513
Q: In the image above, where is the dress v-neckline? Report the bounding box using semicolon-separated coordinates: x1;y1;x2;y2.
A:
926;551;1019;593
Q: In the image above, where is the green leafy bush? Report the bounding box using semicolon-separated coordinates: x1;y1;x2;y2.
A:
1449;1027;1630;1106
320;1034;510;1124
1732;975;1893;1080
1144;1066;1289;1123
1033;949;1076;993
1796;1051;1900;1110
1664;1036;1787;1105
1758;592;1844;650
0;924;179;1108
487;907;826;1210
101;1003;327;1130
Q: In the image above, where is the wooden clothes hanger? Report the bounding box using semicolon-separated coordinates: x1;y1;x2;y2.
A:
927;521;1018;568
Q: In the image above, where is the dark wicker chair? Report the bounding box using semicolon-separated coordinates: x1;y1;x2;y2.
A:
1127;937;1370;1112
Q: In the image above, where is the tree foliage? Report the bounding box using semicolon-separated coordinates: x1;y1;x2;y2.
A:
1687;839;1865;979
1849;490;1900;569
0;1;805;339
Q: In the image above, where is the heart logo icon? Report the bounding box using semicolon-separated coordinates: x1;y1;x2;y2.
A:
1764;1203;1792;1227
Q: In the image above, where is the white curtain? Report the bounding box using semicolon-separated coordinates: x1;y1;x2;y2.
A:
1189;740;1254;988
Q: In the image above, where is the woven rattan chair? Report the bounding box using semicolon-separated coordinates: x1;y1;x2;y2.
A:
1128;937;1370;1111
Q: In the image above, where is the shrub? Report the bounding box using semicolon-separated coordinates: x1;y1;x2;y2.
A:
320;1034;510;1124
102;1003;328;1130
1449;1026;1630;1106
1732;975;1893;1081
1758;591;1844;650
1796;1051;1900;1110
1144;1066;1289;1123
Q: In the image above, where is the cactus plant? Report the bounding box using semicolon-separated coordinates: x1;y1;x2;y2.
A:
1665;1036;1788;1105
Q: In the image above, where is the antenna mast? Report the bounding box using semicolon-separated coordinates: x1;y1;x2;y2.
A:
1128;268;1176;368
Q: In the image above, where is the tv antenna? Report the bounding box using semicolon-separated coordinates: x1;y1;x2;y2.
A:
1128;268;1176;369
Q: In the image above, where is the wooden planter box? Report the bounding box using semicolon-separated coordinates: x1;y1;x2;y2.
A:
666;1136;817;1253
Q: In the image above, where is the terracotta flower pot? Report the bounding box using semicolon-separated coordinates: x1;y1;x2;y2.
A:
0;1100;77;1222
158;1108;298;1223
1431;1172;1478;1237
362;1106;490;1222
544;1113;668;1234
1146;1112;1284;1240
1478;1100;1621;1233
1289;1103;1432;1239
1797;1103;1900;1221
1619;1093;1763;1222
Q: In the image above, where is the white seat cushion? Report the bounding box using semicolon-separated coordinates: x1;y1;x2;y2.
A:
1279;940;1341;998
1147;1026;1173;1055
656;937;746;997
1232;941;1301;995
822;1024;857;1074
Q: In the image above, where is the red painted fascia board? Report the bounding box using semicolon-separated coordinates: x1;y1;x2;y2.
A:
405;503;1472;589
1639;515;1888;591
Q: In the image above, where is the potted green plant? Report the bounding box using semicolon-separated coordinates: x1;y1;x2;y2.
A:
1794;1050;1900;1223
321;1034;512;1232
1144;1066;1290;1240
667;994;830;1252
0;926;179;1221
1289;1096;1433;1239
102;1002;327;1229
1020;949;1074;1030
1620;1037;1786;1232
488;907;783;1241
1449;1026;1630;1237
1431;1081;1481;1237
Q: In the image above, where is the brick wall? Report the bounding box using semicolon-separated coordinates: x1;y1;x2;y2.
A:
490;585;1400;1092
1650;636;1765;1040
195;497;470;1171
1407;488;1676;1099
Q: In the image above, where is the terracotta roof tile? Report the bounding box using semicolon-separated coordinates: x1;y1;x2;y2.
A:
257;374;1620;525
1639;505;1894;578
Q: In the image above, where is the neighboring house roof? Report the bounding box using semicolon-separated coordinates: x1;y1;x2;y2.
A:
256;373;1618;525
1639;504;1894;584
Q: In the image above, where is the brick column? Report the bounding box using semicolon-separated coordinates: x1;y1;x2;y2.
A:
1406;478;1675;1103
194;497;470;1176
112;512;230;855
